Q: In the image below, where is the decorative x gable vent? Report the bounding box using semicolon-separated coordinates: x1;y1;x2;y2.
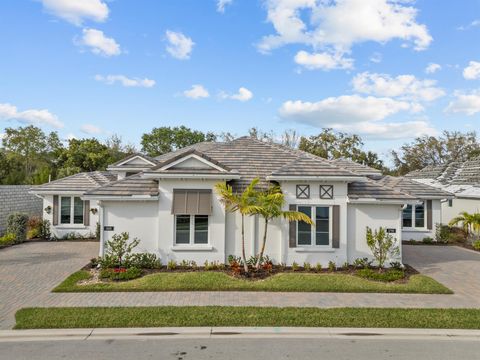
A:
320;185;334;199
296;185;310;199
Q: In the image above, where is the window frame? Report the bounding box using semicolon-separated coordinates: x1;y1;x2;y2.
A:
174;214;210;245
296;205;332;248
59;196;85;226
402;201;427;230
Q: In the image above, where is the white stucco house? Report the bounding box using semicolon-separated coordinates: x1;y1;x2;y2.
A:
406;158;480;225
31;137;453;265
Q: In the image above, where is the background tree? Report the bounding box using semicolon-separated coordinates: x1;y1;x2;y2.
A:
391;131;480;175
141;126;216;157
299;128;385;171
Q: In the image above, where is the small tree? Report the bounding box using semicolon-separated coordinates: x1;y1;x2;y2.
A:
105;232;140;267
366;227;399;270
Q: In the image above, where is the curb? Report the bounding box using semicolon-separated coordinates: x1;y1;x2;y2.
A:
1;327;480;342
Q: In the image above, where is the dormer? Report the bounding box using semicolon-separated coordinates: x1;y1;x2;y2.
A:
107;153;159;179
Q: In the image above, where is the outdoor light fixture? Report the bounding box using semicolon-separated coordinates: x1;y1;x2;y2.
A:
44;206;52;214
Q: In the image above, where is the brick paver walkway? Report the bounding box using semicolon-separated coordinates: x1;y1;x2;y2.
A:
1;243;480;329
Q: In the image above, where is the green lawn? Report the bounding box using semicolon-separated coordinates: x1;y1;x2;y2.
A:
53;270;452;294
15;307;480;329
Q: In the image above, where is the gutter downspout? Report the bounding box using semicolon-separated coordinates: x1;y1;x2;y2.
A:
98;200;105;257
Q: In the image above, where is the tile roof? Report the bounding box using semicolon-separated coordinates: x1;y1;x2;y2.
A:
329;158;382;176
348;179;416;201
32;171;117;193
84;174;159;197
108;153;159;167
377;176;453;199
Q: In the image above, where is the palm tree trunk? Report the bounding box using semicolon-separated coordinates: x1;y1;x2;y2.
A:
241;214;248;273
256;218;268;269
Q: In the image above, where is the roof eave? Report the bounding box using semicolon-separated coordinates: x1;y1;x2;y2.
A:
142;172;241;180
82;195;159;201
348;198;419;205
267;175;366;182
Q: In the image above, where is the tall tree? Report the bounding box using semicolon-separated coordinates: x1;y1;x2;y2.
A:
299;128;385;170
141;126;216;157
391;131;480;175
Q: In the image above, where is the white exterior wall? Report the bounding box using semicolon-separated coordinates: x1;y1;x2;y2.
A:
280;181;349;266
42;195;99;239
441;198;480;224
347;204;403;264
402;199;441;241
156;179;226;264
101;200;159;255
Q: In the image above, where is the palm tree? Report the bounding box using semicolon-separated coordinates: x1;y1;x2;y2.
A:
449;212;480;238
215;178;262;273
254;185;314;270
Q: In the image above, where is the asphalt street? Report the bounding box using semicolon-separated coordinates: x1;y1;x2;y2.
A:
1;337;480;360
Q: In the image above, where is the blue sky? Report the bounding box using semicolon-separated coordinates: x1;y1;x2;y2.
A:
1;0;480;161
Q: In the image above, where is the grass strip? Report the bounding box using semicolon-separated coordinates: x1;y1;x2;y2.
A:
53;270;452;294
15;307;480;329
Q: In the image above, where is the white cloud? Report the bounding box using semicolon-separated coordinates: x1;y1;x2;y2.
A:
445;90;480;116
41;0;109;26
294;50;353;70
219;87;253;102
165;30;194;60
258;0;432;70
80;124;103;135
425;63;441;74
94;74;155;88
463;61;480;80
217;0;233;13
0;103;63;128
278;95;432;140
77;28;121;57
457;19;480;31
352;72;445;102
183;85;210;99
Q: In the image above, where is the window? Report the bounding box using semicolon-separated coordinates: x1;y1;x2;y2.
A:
297;206;331;246
60;196;84;225
402;202;426;229
175;215;209;245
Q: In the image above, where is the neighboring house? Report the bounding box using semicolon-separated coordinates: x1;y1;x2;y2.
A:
406;157;480;224
32;137;431;266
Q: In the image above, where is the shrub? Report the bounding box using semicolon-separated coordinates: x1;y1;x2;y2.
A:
180;260;190;269
27;216;42;239
100;267;142;281
291;262;299;271
366;227;399;269
328;261;336;272
435;224;450;243
98;254;120;269
228;255;242;266
342;261;350;270
279;262;287;271
7;212;28;243
357;268;405;282
104;232;140;267
167;260;177;270
303;262;311;272
472;240;480;251
389;261;403;270
27;228;39;240
39;220;51;240
0;233;16;246
190;261;198;270
128;253;161;269
353;257;372;269
315;262;322;272
422;237;434;244
447;227;468;244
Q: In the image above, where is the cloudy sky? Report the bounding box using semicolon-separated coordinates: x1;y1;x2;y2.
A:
1;0;480;158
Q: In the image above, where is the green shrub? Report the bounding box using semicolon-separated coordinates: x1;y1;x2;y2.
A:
7;212;29;243
104;232;140;267
366;227;399;269
328;261;336;272
291;262;299;272
342;261;350;270
357;268;405;282
27;228;39;240
389;261;403;270
98;254;120;269
435;224;450;243
0;233;16;246
27;216;42;239
100;267;142;281
353;257;372;269
422;237;434;244
303;262;311;272
315;262;322;272
472;240;480;251
167;260;177;270
39;220;51;241
128;253;161;269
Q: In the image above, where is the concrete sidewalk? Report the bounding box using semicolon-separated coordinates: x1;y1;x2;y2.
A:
2;327;480;342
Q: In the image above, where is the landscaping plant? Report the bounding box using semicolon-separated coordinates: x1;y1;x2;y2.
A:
6;212;28;243
449;211;480;239
365;227;399;270
328;261;336;272
104;232;140;268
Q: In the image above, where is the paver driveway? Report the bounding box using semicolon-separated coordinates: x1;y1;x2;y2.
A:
0;241;98;329
1;243;479;330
